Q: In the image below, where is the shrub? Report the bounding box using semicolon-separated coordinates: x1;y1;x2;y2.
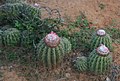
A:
70;28;95;50
105;27;120;44
21;30;35;47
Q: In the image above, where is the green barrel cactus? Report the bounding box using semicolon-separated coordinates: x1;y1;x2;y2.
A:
37;31;71;68
2;28;20;46
0;3;40;26
3;0;26;3
21;30;35;47
0;30;3;46
88;45;112;74
61;37;71;53
74;56;87;72
90;29;112;51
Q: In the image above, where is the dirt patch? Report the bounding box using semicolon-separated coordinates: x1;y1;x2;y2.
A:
28;0;120;28
0;66;27;81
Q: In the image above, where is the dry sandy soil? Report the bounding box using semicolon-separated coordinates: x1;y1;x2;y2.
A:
28;0;120;28
1;0;120;81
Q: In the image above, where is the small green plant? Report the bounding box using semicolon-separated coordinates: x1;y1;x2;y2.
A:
70;28;95;50
88;45;112;74
74;56;88;72
90;29;113;51
7;52;17;61
37;31;71;68
75;13;89;27
105;27;120;44
99;3;106;10
21;30;35;47
2;28;20;46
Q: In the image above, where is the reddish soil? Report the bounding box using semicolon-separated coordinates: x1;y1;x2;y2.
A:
29;0;120;28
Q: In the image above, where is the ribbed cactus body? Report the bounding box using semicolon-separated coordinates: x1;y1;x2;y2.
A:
37;32;71;68
61;37;71;53
0;3;40;25
0;30;3;46
21;30;34;47
37;39;65;68
90;29;112;51
4;0;26;3
74;56;87;72
88;45;112;74
2;28;20;46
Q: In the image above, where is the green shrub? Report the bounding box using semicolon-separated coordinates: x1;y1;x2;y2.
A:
105;27;120;44
70;28;95;50
88;45;112;74
21;30;35;47
7;52;17;61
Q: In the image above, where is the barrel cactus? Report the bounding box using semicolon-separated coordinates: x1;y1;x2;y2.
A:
88;44;112;74
37;31;71;68
61;37;71;53
90;29;112;51
21;30;35;47
0;3;40;26
3;0;26;3
0;30;3;46
74;56;88;72
2;28;20;46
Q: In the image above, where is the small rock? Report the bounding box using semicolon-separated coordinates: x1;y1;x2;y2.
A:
65;73;70;78
106;77;111;81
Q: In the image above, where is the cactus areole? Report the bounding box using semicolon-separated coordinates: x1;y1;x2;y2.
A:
96;45;110;56
96;29;106;36
44;31;60;48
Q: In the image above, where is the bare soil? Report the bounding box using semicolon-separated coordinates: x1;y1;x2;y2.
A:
29;0;120;28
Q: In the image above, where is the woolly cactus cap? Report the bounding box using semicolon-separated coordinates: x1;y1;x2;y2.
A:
96;29;106;36
44;31;60;48
96;44;110;56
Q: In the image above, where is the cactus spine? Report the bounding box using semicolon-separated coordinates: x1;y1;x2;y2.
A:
37;31;71;68
74;56;88;72
88;45;112;74
90;29;112;51
2;28;20;46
